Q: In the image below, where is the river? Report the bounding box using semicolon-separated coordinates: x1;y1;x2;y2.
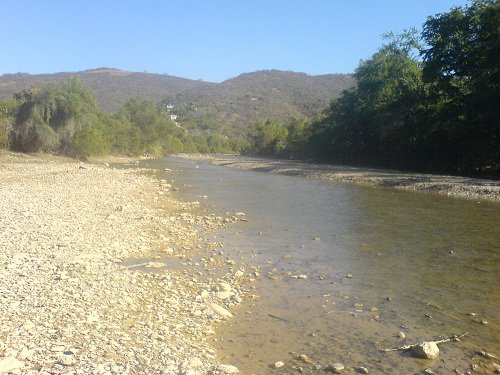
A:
141;157;500;374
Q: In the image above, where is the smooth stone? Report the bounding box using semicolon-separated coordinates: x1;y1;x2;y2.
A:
0;357;25;373
22;320;35;332
216;291;233;300
217;364;240;373
210;303;233;319
332;363;345;372
397;331;406;339
219;282;232;292
18;348;34;361
358;366;369;374
411;342;440;359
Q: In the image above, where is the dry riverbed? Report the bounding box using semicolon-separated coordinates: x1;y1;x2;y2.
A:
0;151;253;374
179;154;500;201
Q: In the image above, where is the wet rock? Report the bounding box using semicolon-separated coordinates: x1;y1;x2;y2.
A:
357;366;369;374
411;342;440;359
297;354;314;364
325;363;345;372
210;303;233;319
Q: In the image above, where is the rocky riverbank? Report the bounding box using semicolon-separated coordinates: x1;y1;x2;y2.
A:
178;155;500;201
0;152;252;374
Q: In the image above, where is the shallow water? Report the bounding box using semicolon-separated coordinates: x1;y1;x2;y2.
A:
142;157;500;374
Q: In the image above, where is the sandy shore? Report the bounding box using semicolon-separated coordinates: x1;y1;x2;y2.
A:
0;151;250;374
178;154;500;202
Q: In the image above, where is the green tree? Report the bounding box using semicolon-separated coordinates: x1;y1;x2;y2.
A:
421;0;500;174
309;30;424;165
251;120;289;156
10;78;98;153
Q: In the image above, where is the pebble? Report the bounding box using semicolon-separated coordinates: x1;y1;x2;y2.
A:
397;331;406;339
358;367;369;374
274;361;285;368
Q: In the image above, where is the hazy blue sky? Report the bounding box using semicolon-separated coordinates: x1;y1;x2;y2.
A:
2;0;469;82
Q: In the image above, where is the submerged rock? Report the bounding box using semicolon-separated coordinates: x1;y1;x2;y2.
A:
325;362;345;372
210;303;233;319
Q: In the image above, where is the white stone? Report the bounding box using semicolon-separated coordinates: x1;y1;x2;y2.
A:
0;357;25;373
411;341;440;359
218;282;232;292
274;361;285;368
210;303;233;319
22;320;35;332
218;364;240;374
18;348;34;361
216;290;233;300
332;362;345;372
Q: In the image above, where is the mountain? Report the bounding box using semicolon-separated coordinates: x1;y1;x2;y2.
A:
0;68;355;136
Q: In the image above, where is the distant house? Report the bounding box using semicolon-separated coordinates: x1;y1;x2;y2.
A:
170;114;177;121
166;104;174;110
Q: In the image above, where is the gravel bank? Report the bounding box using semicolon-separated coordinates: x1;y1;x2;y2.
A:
179;155;500;201
0;152;251;374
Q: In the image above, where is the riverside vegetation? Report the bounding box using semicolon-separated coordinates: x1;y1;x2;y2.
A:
0;1;498;178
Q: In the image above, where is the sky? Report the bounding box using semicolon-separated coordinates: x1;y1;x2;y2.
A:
2;0;469;82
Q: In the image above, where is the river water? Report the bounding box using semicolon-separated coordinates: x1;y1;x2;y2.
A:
141;157;500;374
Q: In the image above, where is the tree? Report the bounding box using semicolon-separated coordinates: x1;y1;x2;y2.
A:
251;120;289;156
10;78;98;153
309;30;424;165
421;0;500;174
0;99;17;149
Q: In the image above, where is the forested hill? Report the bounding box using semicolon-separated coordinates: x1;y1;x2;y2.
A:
0;68;354;136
